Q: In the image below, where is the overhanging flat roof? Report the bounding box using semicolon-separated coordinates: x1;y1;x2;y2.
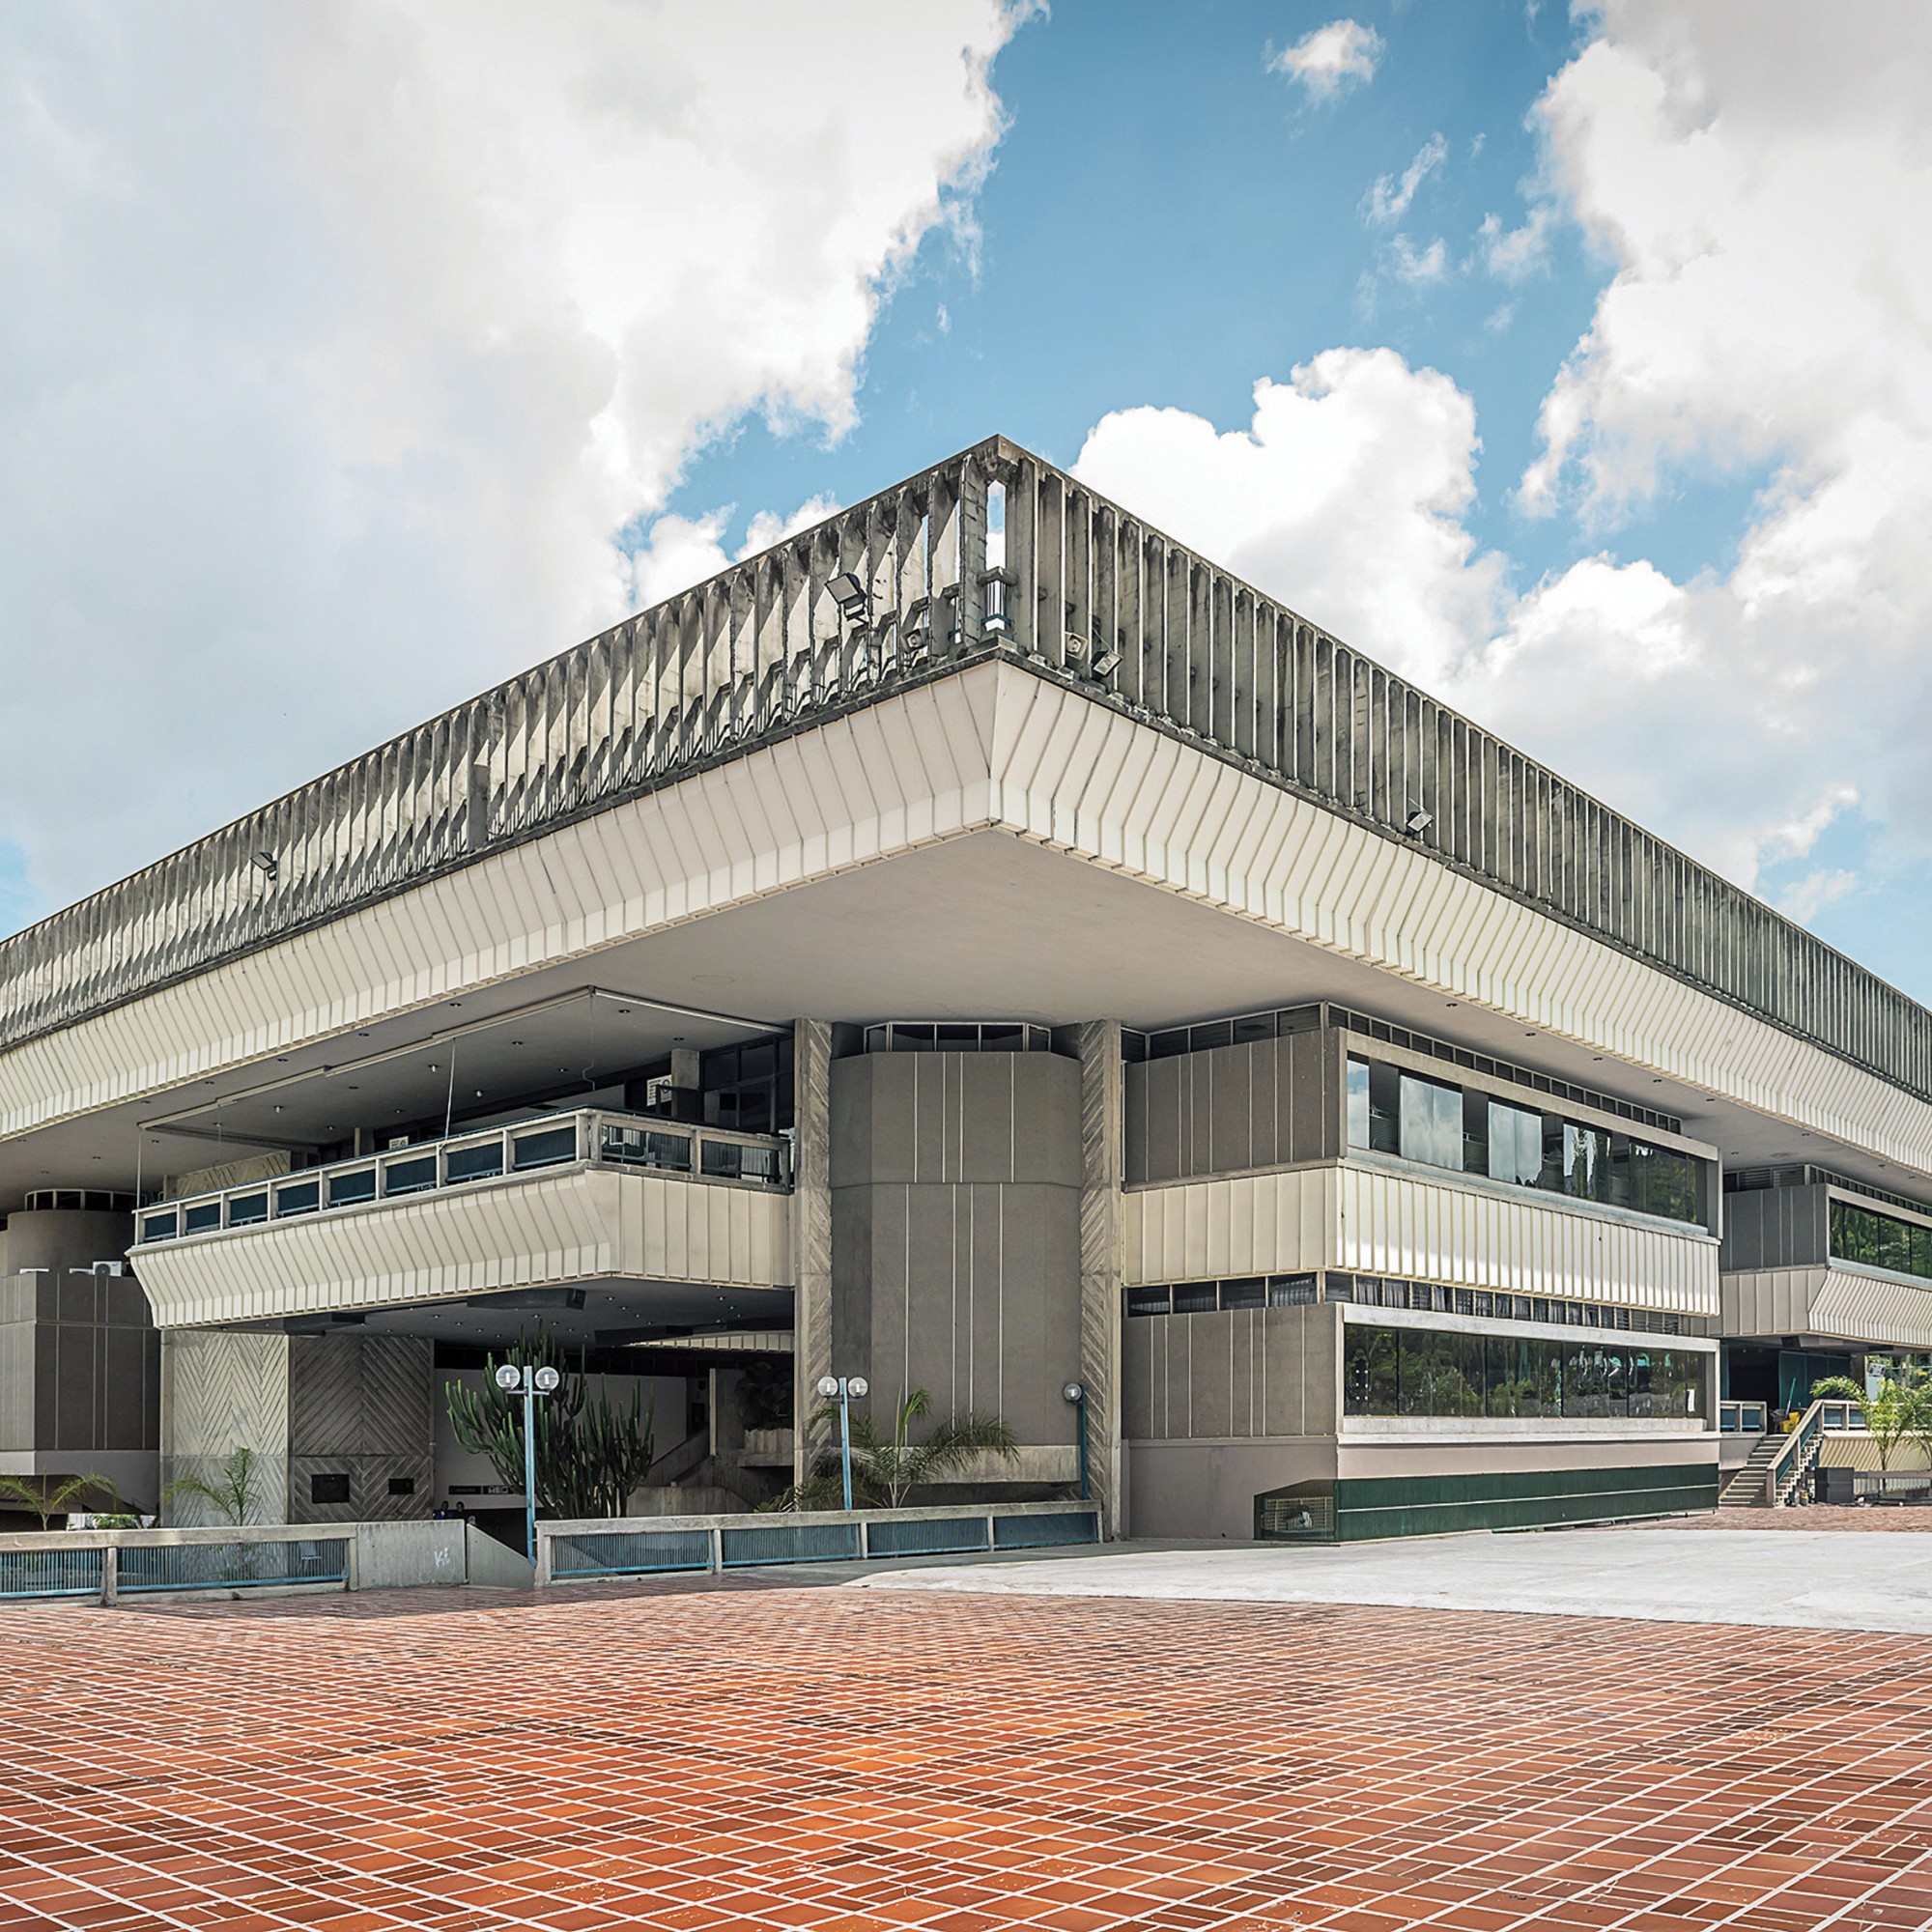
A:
4;435;1929;1108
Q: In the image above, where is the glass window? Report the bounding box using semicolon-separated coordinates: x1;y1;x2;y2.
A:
1344;1325;1400;1416
1400;1072;1463;1172
184;1201;222;1235
700;1140;744;1179
1368;1063;1401;1154
1488;1100;1543;1187
1125;1287;1171;1318
328;1167;377;1208
511;1124;578;1171
1561;1123;1612;1204
1173;1283;1217;1314
601;1125;693;1171
1462;1089;1490;1176
1346;1058;1370;1151
444;1140;504;1184
273;1179;321;1218
382;1154;438;1196
226;1191;268;1227
1830;1198;1932;1282
1219;1277;1265;1311
140;1209;179;1243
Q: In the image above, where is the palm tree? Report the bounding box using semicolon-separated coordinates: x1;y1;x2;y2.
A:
1812;1369;1928;1473
163;1447;264;1525
766;1386;1017;1511
0;1472;123;1532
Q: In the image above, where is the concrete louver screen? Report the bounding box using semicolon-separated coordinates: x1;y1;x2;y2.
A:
1;434;1928;1106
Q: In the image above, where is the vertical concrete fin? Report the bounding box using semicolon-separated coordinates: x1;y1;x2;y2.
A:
1076;1020;1126;1536
792;1017;835;1488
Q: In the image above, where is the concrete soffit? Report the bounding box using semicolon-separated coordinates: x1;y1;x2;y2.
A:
4;658;1932;1184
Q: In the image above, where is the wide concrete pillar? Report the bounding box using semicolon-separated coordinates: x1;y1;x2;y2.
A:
1076;1020;1127;1536
159;1329;292;1525
792;1018;835;1489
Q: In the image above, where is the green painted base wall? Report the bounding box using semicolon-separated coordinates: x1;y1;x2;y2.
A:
1257;1462;1719;1542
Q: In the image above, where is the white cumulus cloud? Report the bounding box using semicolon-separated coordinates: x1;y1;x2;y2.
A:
1074;1;1932;925
1267;19;1384;100
1365;133;1447;224
0;0;1025;921
1073;350;1505;694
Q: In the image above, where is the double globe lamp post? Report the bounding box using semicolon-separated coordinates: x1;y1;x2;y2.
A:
494;1360;561;1561
815;1374;869;1510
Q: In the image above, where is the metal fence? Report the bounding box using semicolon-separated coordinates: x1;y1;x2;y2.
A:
134;1108;788;1251
540;1501;1102;1584
0;1525;355;1605
5;436;1930;1104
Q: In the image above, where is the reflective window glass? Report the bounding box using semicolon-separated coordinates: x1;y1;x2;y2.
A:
1346;1058;1370;1151
1399;1072;1463;1171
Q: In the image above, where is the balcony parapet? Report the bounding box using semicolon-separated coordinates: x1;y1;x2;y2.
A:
128;1111;795;1327
134;1109;788;1251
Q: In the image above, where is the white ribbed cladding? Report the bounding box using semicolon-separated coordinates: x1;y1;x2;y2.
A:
8;665;1932;1190
4;438;1932;1110
1723;1265;1932;1351
1126;1165;1719;1315
128;1164;795;1328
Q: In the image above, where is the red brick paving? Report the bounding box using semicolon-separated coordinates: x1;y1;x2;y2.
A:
2;1577;1931;1931
1634;1508;1932;1532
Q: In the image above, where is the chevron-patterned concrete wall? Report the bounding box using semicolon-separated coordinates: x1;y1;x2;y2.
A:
288;1334;434;1524
793;1019;834;1487
158;1328;291;1525
1077;1022;1126;1535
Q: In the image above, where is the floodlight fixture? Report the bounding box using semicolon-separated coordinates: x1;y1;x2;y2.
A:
1091;649;1121;677
1063;634;1088;659
1405;806;1434;835
251;851;278;880
826;571;868;616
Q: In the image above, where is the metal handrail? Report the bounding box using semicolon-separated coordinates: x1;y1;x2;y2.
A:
132;1108;790;1247
1764;1399;1829;1506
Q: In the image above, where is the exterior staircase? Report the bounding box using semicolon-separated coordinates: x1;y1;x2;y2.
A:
1719;1400;1830;1507
1719;1432;1786;1506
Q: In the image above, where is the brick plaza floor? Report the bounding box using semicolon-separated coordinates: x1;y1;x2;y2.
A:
4;1577;1932;1932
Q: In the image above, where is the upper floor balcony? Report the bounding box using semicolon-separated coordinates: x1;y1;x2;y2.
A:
128;1111;794;1328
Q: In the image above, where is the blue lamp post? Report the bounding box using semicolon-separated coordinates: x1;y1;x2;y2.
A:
815;1373;870;1510
495;1360;561;1560
1063;1380;1090;1501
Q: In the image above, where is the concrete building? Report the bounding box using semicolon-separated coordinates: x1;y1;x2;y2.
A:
3;436;1929;1539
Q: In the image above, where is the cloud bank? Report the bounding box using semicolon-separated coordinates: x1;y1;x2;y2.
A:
1082;0;1932;913
0;0;1022;917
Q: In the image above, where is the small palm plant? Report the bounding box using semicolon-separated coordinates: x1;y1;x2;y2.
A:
162;1447;264;1525
0;1472;123;1532
765;1386;1017;1511
1812;1369;1928;1473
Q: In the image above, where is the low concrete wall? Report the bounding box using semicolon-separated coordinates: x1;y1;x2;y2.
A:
355;1520;467;1590
464;1521;535;1587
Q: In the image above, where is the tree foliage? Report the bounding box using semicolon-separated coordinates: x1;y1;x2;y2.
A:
445;1327;656;1520
0;1471;124;1531
162;1447;263;1525
764;1386;1016;1511
1811;1368;1930;1473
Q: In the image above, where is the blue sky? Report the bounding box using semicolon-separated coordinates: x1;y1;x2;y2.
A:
3;1;1928;998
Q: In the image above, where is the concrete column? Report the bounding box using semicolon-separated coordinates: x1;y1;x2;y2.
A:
1075;1020;1127;1537
792;1018;835;1490
158;1328;292;1524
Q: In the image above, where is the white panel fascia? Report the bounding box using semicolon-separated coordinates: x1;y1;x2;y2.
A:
130;1169;794;1327
1125;1161;1718;1313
